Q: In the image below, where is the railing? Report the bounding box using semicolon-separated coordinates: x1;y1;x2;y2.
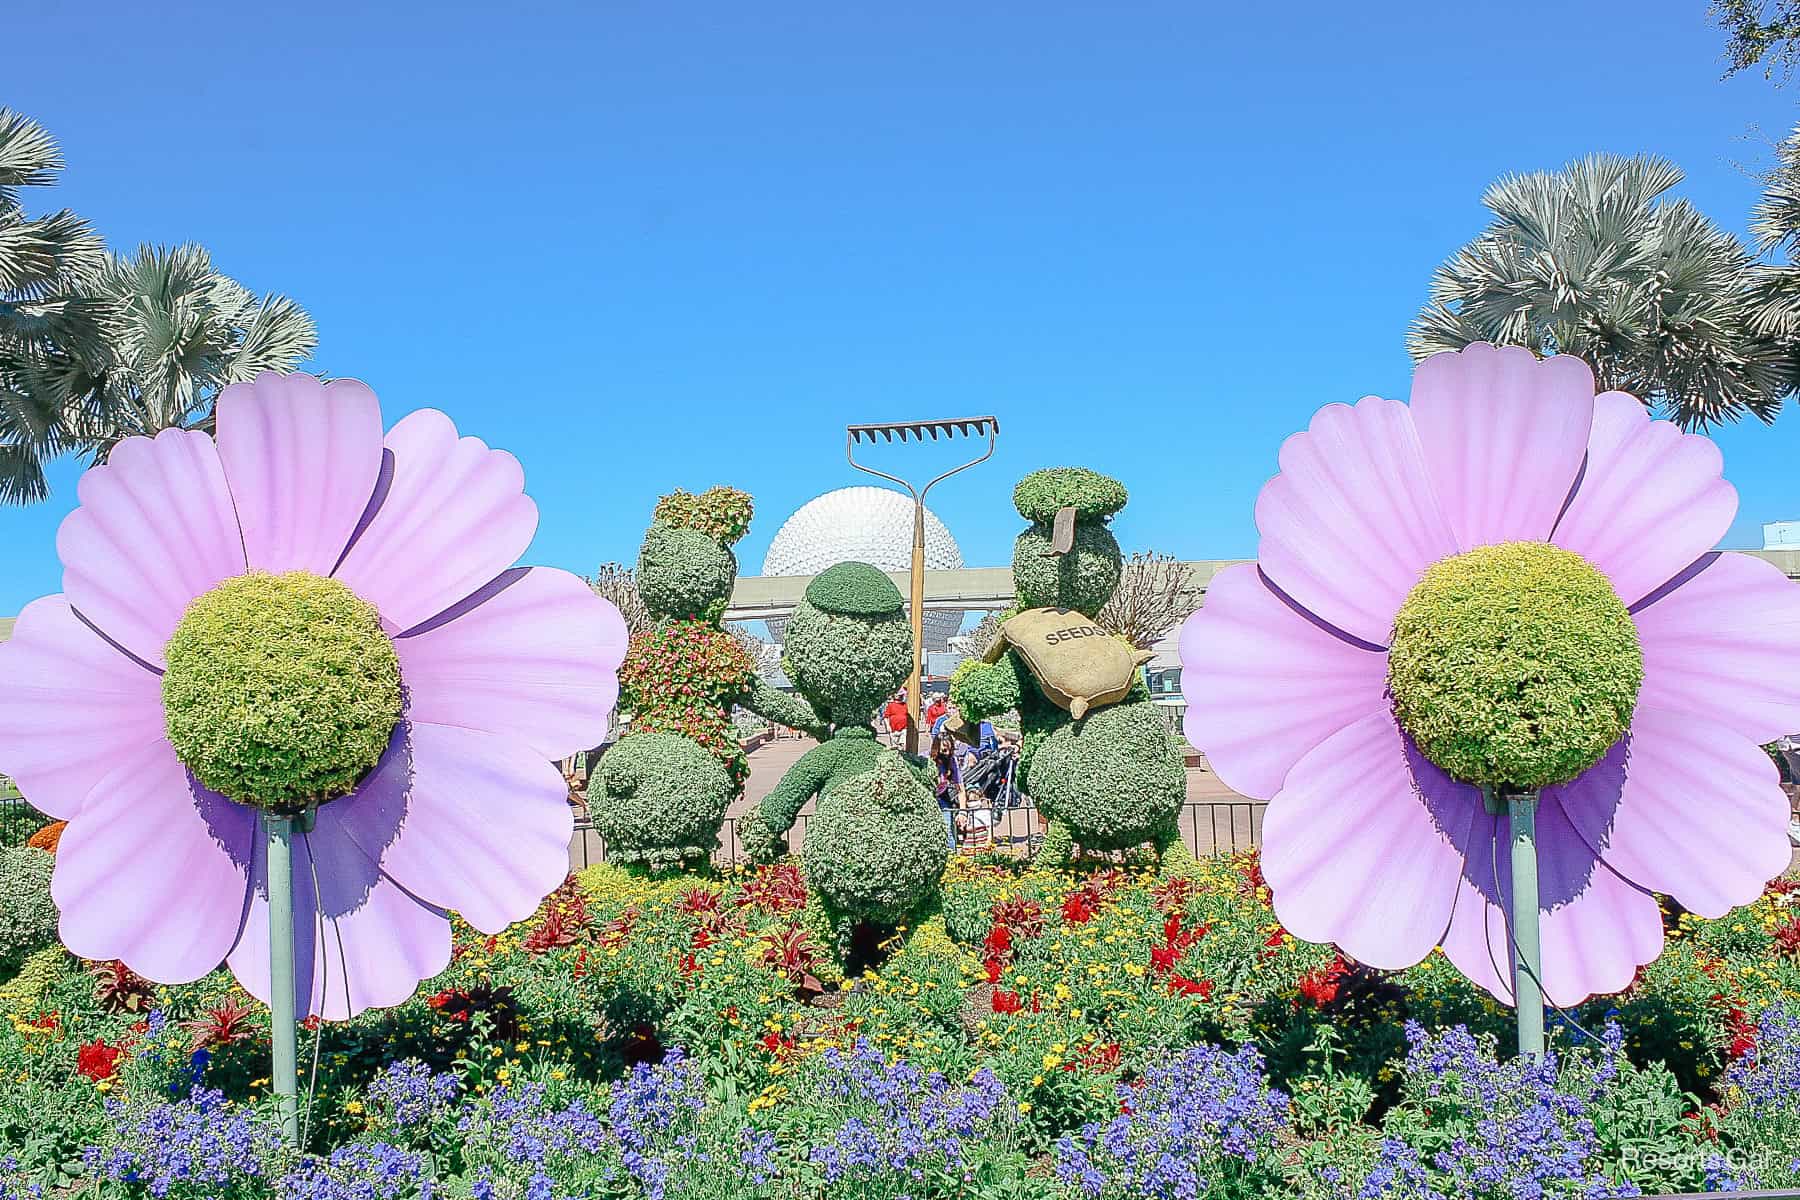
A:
569;795;1265;872
0;778;42;848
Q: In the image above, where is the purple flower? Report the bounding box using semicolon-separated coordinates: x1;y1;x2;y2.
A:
365;1059;461;1130
81;1087;282;1198
281;1143;436;1200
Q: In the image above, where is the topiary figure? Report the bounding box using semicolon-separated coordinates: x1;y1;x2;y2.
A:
591;487;823;869
950;467;1186;862
0;845;58;978
803;749;949;929
740;563;930;855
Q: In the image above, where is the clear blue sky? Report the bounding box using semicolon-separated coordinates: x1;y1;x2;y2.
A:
4;1;1797;615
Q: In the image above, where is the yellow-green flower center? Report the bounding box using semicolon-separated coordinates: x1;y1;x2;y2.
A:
162;571;402;813
1386;542;1642;790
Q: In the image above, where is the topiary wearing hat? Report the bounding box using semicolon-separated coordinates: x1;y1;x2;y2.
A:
741;562;946;936
950;467;1186;863
591;487;826;869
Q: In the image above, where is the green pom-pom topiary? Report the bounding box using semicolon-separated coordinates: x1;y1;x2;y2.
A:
803;561;904;616
1012;521;1122;615
652;487;754;546
1387;541;1642;790
802;749;948;925
162;571;401;812
637;524;737;621
1012;467;1128;524
1027;701;1185;851
781;599;913;726
0;845;58;977
590;732;733;870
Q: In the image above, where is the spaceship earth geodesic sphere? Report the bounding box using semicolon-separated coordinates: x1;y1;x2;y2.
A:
761;486;964;651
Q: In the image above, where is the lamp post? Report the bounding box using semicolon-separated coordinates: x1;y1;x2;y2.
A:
846;417;999;754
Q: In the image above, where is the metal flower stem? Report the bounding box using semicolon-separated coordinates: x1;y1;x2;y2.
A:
1508;791;1545;1060
264;808;311;1145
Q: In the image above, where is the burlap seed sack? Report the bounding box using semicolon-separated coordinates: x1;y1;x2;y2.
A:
987;607;1153;718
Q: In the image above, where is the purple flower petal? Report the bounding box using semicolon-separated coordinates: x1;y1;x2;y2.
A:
332;408;538;633
1553;706;1790;919
51;738;254;983
0;596;165;820
1178;564;1387;799
334;721;573;935
1634;550;1800;744
1409;343;1593;551
397;566;628;759
55;428;245;667
1262;711;1470;970
214;373;387;576
229;807;451;1021
1253;395;1457;647
1552;391;1737;608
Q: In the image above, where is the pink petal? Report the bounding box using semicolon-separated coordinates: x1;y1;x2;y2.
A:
215;373;387;576
1634;551;1800;744
1178;564;1387;799
398;567;629;759
1254;395;1458;647
1554;706;1790;918
334;722;573;934
1409;344;1594;551
1261;711;1470;970
229;812;451;1021
56;428;246;667
0;596;165;820
332;409;539;633
52;738;255;983
1553;391;1737;607
1439;800;1664;1007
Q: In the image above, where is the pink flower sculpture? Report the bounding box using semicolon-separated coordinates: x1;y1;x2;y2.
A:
1180;343;1800;1006
0;373;628;1019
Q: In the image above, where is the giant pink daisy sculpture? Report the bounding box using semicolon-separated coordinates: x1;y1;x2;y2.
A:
0;373;628;1021
1180;343;1800;1010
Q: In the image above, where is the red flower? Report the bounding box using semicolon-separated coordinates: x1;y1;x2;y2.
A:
77;1039;124;1082
1168;974;1214;1000
1150;943;1183;974
1774;917;1800;958
982;958;1004;984
1297;954;1350;1008
679;953;701;977
1727;1005;1758;1059
984;926;1013;956
991;989;1023;1014
1062;894;1096;924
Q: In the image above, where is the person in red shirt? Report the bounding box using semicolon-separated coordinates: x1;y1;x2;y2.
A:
924;693;948;732
882;690;909;748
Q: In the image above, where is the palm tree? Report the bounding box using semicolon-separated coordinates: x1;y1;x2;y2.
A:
0;109;317;503
0;108;106;503
1410;154;1792;429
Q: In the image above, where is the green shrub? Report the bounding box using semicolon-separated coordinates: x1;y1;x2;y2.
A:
1011;521;1122;616
781;599;912;726
1388;541;1641;789
1027;701;1185;851
589;732;733;870
1012;467;1129;523
803;561;903;616
0;845;58;977
636;523;737;621
161;571;401;812
803;750;949;926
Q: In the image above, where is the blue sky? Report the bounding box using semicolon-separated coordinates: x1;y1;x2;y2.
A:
3;1;1797;615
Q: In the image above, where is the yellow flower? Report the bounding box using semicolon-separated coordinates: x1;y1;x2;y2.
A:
344;1100;364;1115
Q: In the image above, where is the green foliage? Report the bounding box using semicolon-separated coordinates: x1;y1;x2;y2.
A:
636;523;737;622
1388;542;1642;790
0;945;67;1011
1012;467;1128;523
803;750;949;925
1713;0;1800;80
652;486;754;545
1028;702;1186;852
0;845;57;976
589;732;732;870
949;654;1028;722
803;560;903;616
1408;153;1791;429
1012;522;1122;615
161;571;400;812
781;598;913;726
742;728;910;861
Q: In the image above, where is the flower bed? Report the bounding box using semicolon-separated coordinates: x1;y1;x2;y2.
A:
2;851;1799;1197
